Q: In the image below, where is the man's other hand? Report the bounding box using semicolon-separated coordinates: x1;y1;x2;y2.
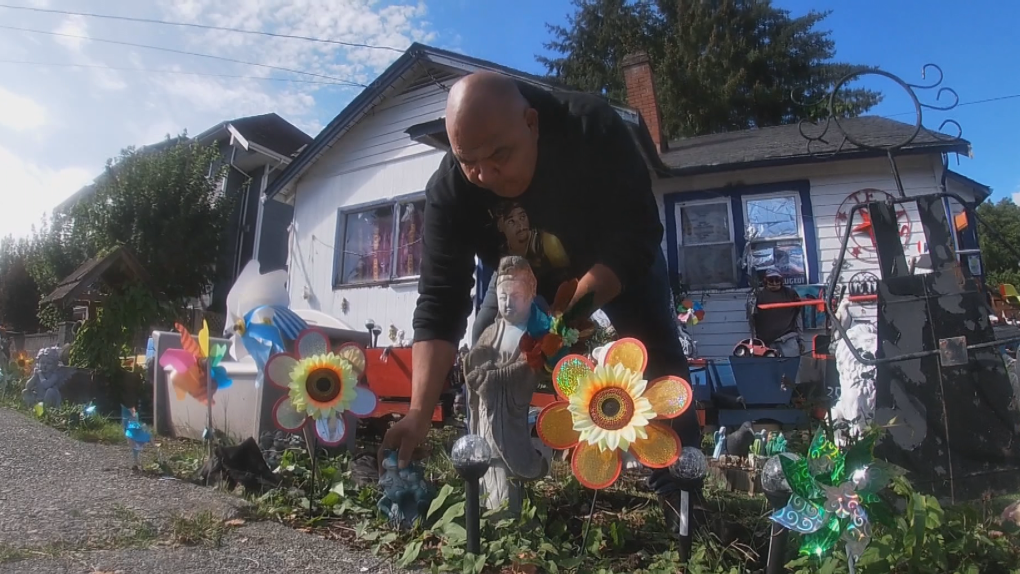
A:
379;408;432;470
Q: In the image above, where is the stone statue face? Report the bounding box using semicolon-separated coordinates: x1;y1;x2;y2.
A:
496;272;534;326
35;347;59;375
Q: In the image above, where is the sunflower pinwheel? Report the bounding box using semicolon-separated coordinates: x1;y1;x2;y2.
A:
265;328;377;445
769;429;898;560
535;338;693;489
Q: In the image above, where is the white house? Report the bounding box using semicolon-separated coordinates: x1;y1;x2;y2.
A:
265;43;988;357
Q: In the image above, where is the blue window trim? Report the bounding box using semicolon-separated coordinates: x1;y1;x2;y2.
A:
663;180;818;290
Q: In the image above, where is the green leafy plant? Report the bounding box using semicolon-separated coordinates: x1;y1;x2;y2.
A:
69;283;167;377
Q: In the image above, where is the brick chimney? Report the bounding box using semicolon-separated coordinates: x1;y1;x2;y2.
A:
621;51;667;153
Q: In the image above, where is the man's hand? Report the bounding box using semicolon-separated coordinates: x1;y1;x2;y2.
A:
379;408;433;470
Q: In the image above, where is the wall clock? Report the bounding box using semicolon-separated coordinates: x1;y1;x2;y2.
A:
834;189;913;261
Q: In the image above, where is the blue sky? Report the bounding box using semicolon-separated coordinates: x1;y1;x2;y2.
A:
0;0;1015;239
435;0;1020;200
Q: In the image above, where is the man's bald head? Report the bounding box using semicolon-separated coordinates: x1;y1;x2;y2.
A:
446;72;529;128
444;72;540;198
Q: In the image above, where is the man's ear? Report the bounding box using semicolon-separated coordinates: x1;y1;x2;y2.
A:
524;107;539;135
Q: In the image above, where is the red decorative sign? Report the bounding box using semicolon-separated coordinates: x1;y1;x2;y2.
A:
834;189;912;261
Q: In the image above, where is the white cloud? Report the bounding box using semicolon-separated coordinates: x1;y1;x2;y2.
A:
0;146;93;239
53;15;89;52
0;0;439;237
0;88;47;132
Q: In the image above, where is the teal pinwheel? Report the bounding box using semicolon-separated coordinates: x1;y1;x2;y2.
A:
770;429;899;560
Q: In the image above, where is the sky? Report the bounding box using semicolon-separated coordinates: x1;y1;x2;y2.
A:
0;0;1017;239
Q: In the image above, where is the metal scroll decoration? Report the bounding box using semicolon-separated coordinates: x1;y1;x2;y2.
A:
801;64;1020;367
795;64;963;198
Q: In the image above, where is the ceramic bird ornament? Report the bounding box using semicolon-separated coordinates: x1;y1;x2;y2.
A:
224;260;308;370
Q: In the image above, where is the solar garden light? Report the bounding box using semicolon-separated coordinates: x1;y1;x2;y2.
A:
364;319;381;348
669;446;708;564
761;454;795;574
451;434;491;555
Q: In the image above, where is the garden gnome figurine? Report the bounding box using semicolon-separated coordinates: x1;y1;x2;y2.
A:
377;450;433;529
712;426;728;459
464;256;550;516
22;346;74;408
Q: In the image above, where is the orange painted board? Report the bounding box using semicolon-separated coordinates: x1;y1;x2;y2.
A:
363;347;453;399
530;392;558;409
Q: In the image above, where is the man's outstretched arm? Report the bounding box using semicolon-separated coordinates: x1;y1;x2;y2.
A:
410;164;476;417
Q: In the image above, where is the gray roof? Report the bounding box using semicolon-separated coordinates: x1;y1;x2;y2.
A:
658;116;971;175
196;113;312;158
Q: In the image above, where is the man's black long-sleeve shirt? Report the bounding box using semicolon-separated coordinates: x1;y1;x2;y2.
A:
412;82;664;344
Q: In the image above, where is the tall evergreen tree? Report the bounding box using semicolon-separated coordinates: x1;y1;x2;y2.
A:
538;0;658;103
539;0;882;138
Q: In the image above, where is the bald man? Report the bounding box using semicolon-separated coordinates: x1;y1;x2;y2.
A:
381;72;704;536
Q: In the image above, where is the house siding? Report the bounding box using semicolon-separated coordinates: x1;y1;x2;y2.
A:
303;85;449;182
288;67;982;358
655;153;984;358
259;166;294;273
288;75;468;340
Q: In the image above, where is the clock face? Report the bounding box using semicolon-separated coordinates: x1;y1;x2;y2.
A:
834;189;913;261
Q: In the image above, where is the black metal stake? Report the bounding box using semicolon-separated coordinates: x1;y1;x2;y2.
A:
580;489;599;557
451;436;490;558
465;477;481;555
765;491;792;574
308;428;318;518
676;489;693;565
766;522;790;574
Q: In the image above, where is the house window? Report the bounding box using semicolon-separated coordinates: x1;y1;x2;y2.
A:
334;197;425;286
743;194;807;285
674;200;738;289
666;182;816;291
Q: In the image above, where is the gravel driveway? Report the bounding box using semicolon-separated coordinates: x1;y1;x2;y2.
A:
0;407;408;573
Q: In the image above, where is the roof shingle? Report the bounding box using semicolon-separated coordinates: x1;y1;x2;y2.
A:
658;116;971;174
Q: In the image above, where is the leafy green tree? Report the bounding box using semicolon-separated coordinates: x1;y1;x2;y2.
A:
539;0;882;138
977;198;1020;287
0;236;41;332
538;0;658;103
69;135;234;305
24;212;91;296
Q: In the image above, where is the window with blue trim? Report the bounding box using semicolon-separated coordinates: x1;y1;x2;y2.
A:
674;199;739;288
668;182;816;290
743;193;808;286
